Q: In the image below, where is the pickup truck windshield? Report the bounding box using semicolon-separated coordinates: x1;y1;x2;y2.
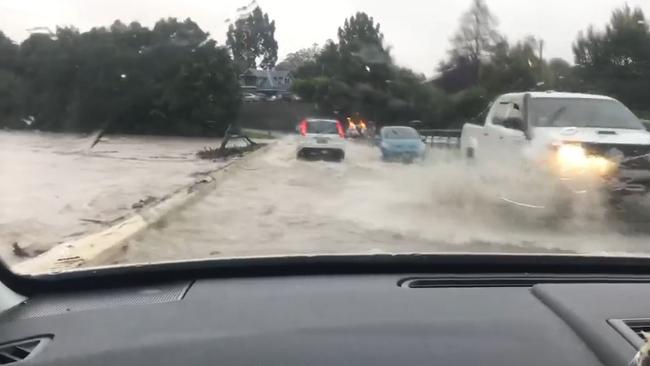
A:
529;98;644;130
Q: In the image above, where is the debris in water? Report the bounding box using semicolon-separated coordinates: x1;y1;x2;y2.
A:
80;218;109;224
132;196;157;209
88;129;106;149
12;242;30;258
196;143;264;160
33;249;46;256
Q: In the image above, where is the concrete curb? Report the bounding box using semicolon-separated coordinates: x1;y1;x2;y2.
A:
14;142;275;275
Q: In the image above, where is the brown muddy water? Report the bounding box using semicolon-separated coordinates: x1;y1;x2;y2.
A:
0;130;231;266
113;136;650;267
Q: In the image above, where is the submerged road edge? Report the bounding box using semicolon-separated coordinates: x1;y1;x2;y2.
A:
13;142;275;275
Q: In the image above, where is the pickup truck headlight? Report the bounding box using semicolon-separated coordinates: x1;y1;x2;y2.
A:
553;143;616;176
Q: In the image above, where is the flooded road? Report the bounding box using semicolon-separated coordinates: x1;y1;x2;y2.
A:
116;136;650;265
0;131;226;265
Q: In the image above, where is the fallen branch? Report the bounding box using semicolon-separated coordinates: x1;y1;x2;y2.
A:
197;143;265;160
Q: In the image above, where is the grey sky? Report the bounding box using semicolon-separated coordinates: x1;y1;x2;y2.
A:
2;0;649;76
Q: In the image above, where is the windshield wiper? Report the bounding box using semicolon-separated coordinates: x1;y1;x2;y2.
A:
546;106;568;127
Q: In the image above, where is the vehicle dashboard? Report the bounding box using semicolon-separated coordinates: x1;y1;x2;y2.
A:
1;273;648;366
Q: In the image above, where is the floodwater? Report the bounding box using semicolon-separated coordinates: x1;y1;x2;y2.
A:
0;130;226;265
116;136;650;266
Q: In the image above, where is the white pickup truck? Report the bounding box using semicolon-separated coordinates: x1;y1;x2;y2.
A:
460;91;650;196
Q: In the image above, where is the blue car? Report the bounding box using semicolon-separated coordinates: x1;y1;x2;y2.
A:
378;126;427;162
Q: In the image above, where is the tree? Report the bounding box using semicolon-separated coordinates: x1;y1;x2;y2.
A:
292;13;393;120
450;0;502;63
441;0;502;87
1;18;240;136
435;56;478;93
338;12;385;56
337;12;391;82
480;38;540;95
574;5;649;69
544;58;577;91
0;31;18;68
276;44;320;71
292;12;451;127
16;29;80;131
226;6;278;71
573;5;650;110
0;31;21;127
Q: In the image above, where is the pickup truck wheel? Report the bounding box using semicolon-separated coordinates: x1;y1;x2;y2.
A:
466;148;474;159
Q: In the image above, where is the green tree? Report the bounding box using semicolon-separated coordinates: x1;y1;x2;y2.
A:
17;29;80;131
440;0;502;89
294;40;341;79
226;6;278;71
573;5;650;109
0;31;18;68
0;31;21;127
337;12;392;86
293;12;450;127
450;0;502;63
338;12;385;55
480;38;540;95
2;18;240;136
544;58;577;91
276;43;320;72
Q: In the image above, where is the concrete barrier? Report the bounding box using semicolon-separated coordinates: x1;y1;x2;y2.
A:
13;143;275;275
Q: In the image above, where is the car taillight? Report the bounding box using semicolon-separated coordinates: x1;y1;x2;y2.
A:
336;121;345;138
299;120;308;136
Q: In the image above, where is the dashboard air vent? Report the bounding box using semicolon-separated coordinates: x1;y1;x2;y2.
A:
625;320;650;341
609;319;650;349
0;337;50;364
400;275;650;288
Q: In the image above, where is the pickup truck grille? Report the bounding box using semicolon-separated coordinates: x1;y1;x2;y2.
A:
583;143;650;170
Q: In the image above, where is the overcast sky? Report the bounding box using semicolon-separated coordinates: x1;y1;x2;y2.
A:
2;0;649;76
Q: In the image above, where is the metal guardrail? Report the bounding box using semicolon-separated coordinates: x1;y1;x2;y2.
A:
418;129;462;148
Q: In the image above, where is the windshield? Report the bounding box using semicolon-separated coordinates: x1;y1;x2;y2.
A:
382;127;420;140
4;0;650;276
529;98;644;129
307;121;339;134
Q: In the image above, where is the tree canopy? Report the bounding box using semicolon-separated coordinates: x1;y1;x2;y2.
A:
450;0;502;63
292;12;450;126
573;4;650;111
2;2;650;134
0;31;20;126
276;44;320;72
0;18;240;135
226;6;278;71
436;0;503;90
